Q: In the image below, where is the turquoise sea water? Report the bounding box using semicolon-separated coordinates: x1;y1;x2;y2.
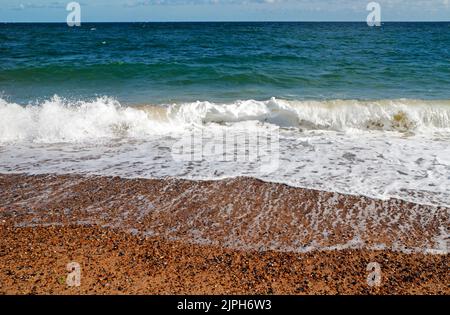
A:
1;22;450;104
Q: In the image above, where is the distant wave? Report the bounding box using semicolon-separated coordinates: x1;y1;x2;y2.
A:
1;96;450;143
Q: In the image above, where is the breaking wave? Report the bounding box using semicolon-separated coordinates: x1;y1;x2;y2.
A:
1;96;450;143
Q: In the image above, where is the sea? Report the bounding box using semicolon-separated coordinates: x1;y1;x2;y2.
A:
1;22;450;207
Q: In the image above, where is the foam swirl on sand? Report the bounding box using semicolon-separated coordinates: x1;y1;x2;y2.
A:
0;174;448;255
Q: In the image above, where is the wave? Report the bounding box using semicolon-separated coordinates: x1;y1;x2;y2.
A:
0;96;181;143
1;96;450;143
169;98;450;132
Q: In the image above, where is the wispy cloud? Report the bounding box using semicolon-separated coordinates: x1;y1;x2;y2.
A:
2;0;450;22
123;0;281;7
11;1;90;11
12;2;66;11
121;0;450;9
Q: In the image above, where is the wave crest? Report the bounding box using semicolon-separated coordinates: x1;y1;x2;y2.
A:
1;96;450;143
170;98;450;132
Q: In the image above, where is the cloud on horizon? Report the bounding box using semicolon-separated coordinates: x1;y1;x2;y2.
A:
123;0;282;7
12;1;90;11
2;0;450;22
12;2;65;10
121;0;450;7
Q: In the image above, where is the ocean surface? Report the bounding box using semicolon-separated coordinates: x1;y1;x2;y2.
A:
2;22;450;103
1;22;450;208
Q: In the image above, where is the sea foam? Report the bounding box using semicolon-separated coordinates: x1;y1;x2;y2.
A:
1;96;450;207
1;96;450;143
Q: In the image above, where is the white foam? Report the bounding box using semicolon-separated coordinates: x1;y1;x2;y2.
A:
167;97;450;132
1;96;450;209
0;96;178;143
2;97;450;143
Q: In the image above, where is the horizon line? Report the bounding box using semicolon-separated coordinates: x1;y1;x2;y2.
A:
1;20;450;23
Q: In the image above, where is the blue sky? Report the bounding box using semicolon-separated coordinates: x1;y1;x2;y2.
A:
0;0;449;22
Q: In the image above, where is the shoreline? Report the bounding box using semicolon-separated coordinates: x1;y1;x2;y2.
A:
0;173;448;294
0;173;447;254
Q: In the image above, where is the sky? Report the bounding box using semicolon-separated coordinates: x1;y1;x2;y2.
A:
0;0;449;22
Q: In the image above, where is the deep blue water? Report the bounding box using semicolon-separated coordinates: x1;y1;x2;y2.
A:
1;22;450;104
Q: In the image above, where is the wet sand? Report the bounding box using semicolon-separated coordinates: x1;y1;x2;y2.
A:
0;174;448;294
